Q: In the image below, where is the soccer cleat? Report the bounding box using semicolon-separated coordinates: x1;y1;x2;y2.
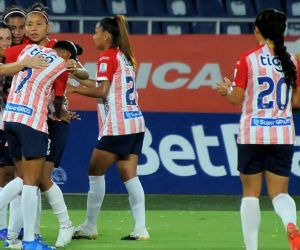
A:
21;239;56;250
0;228;8;240
121;227;150;241
72;223;98;240
55;225;74;247
287;223;300;250
4;238;22;249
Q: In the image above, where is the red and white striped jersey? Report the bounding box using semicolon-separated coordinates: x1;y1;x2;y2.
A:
96;48;145;136
234;44;300;144
3;44;66;133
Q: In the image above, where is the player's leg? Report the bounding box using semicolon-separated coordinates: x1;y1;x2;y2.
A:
118;154;149;240
240;173;263;250
73;148;117;240
41;161;73;247
265;145;299;250
238;144;265;250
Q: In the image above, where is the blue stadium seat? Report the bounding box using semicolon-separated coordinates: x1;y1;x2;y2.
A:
287;23;300;35
224;0;255;17
162;22;191;34
0;0;16;13
84;21;98;33
105;0;136;15
14;0;47;9
194;0;226;17
50;20;72;33
285;0;300;17
76;0;107;16
135;0;167;16
221;22;251;34
191;22;216;34
130;22;161;34
253;0;284;13
166;0;195;16
46;0;77;15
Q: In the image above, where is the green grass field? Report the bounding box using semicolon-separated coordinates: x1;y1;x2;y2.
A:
39;195;298;250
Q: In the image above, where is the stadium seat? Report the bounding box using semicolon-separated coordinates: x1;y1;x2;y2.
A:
135;0;167;16
194;0;226;17
49;20;72;33
76;0;107;16
162;22;191;34
83;20;98;33
0;0;16;13
285;0;300;17
130;21;161;34
221;22;251;34
253;0;284;13
224;0;255;17
105;0;136;15
287;23;300;35
166;0;195;16
46;0;77;15
191;22;216;34
14;0;47;9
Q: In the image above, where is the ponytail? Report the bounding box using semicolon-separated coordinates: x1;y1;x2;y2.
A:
115;15;137;70
273;37;297;89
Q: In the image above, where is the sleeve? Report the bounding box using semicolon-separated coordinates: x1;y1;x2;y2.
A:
53;71;68;96
96;51;116;82
5;44;26;63
233;53;248;89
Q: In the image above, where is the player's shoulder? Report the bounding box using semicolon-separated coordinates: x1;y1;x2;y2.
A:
240;45;263;60
99;48;118;61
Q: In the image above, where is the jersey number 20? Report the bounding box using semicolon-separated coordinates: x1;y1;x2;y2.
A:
257;76;290;110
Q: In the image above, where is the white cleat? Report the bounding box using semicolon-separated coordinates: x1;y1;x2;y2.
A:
55;225;74;248
4;238;22;249
72;223;98;240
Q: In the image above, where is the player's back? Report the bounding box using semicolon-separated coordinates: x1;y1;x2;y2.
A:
4;44;66;133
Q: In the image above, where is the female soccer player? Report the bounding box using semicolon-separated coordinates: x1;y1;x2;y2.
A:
38;40;84;248
0;21;14;241
3;6;26;45
69;15;150;241
217;9;300;250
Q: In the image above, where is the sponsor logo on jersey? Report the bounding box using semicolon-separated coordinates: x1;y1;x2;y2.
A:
99;63;107;73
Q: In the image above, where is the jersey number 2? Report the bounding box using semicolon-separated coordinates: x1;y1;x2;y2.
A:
126;76;136;105
257;76;290;110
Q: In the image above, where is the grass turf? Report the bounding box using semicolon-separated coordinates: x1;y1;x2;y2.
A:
39;195;296;249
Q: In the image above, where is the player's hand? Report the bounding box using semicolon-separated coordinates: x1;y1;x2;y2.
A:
217;77;232;96
66;59;78;73
22;55;49;68
60;110;81;123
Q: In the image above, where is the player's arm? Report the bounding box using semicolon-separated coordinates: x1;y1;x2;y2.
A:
69;75;97;87
217;77;245;105
217;53;247;105
67;60;89;80
0;55;48;76
68;80;110;98
292;59;300;107
53;71;68;119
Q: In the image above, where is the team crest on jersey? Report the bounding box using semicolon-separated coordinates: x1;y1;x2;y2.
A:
99;63;107;73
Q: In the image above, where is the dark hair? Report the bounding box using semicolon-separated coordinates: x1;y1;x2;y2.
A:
53;40;83;59
97;15;137;69
255;9;297;88
26;2;49;23
2;5;26;24
0;20;11;30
